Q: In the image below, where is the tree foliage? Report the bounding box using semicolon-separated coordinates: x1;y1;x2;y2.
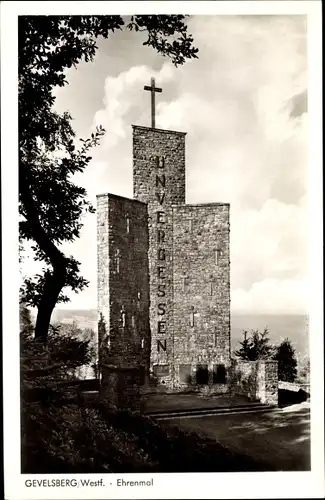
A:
273;338;298;382
20;316;101;472
234;329;299;383
19;15;198;340
19;301;34;337
21;322;96;392
298;358;310;383
234;328;274;361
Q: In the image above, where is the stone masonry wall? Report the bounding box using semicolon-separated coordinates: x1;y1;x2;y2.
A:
231;360;258;400
172;203;231;393
97;193;150;382
133;126;186;386
97;124;279;403
256;361;278;405
97;193;110;360
231;360;278;405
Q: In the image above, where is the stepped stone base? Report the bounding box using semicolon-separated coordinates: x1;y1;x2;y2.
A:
141;392;255;414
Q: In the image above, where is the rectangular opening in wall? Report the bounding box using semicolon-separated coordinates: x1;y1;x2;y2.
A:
179;364;192;384
196;364;208;385
213;364;227;384
153;364;169;377
139;365;146;385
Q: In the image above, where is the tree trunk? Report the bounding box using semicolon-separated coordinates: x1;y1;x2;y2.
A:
20;164;68;342
34;263;67;340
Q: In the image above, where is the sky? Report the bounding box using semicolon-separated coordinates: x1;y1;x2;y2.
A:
21;14;308;314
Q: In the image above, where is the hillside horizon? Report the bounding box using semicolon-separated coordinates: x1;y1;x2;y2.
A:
50;308;306;315
44;308;309;362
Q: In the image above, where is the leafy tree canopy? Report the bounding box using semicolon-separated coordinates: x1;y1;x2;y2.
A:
234;329;298;383
19;15;198;340
234;328;274;361
273;338;298;382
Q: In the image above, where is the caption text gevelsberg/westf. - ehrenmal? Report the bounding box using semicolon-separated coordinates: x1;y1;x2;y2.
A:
25;478;154;488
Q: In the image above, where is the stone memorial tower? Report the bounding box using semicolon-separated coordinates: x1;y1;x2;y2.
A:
97;78;231;398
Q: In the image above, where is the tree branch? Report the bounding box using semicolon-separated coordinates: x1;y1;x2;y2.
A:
20;164;67;268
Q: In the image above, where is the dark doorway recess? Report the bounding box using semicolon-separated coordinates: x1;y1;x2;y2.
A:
213;364;227;384
196;364;209;385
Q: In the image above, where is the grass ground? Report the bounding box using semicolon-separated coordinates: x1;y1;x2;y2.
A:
23;382;310;473
162;403;310;471
22;398;272;473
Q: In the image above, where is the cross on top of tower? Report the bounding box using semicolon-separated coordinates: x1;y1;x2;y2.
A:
144;77;162;129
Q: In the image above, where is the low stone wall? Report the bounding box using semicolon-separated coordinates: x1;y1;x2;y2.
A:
279;381;310;393
100;359;278;408
231;359;278;406
256;361;278;405
230;360;257;400
99;363;142;411
161;383;229;396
